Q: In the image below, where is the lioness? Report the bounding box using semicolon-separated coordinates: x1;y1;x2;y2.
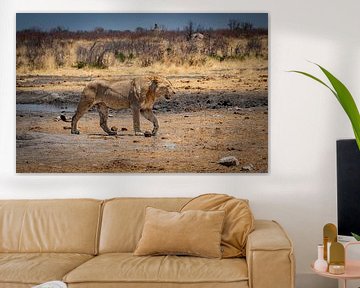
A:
71;76;175;136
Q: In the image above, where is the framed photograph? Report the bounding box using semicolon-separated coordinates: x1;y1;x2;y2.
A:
16;13;268;173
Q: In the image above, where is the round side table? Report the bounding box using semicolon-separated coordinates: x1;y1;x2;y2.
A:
311;242;360;288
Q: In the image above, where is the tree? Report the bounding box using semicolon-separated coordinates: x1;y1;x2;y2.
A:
184;21;194;41
228;19;240;31
241;22;253;31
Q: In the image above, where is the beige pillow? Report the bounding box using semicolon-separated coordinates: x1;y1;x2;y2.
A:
134;207;225;258
181;194;254;258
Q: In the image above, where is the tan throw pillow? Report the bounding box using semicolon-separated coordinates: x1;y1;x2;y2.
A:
181;194;254;258
134;207;225;258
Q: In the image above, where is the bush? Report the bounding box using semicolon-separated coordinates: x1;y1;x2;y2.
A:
75;61;86;69
246;37;262;56
115;52;126;63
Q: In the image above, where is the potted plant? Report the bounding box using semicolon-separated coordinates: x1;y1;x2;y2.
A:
290;63;360;240
353;233;360;241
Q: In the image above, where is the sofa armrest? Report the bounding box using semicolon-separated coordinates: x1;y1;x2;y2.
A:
246;220;295;288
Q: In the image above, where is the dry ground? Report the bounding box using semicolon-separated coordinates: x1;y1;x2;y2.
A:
16;60;268;173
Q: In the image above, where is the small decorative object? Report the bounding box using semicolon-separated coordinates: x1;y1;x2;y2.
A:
329;242;345;275
323;223;337;261
328;264;345;275
327;242;332;264
314;244;328;272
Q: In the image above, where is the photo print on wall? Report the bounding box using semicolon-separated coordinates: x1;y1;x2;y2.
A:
16;13;268;173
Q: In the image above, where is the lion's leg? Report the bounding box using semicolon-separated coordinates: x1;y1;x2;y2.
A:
97;103;116;136
71;98;94;135
141;109;159;136
132;106;143;136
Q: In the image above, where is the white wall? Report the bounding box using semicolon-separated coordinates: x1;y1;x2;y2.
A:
1;1;360;287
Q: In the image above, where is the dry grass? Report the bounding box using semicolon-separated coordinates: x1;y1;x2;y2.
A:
16;29;268;71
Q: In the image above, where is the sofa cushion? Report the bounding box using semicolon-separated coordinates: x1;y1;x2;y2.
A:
99;198;190;253
181;194;254;258
63;253;248;285
134;207;225;258
0;199;102;254
0;253;93;285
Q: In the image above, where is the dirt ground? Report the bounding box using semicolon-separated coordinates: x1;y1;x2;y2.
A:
16;62;268;173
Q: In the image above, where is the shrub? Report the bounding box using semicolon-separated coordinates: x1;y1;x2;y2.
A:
75;61;86;69
115;52;126;63
246;37;262;56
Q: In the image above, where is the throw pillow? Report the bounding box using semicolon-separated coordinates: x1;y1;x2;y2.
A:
134;207;225;258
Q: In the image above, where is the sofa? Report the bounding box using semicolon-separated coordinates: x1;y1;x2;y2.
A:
0;198;295;288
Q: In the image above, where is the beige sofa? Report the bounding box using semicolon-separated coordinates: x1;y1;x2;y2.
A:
0;198;295;288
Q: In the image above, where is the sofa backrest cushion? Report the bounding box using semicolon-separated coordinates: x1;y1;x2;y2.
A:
0;199;102;254
181;194;254;258
99;198;189;253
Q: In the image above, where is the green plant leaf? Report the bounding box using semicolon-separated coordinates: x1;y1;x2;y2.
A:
289;64;360;150
289;70;337;99
316;64;360;150
351;232;360;241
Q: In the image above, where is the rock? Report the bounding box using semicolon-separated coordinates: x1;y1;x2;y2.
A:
241;164;254;171
60;115;71;122
110;126;118;132
218;99;232;107
218;156;239;167
164;143;176;150
144;131;152;137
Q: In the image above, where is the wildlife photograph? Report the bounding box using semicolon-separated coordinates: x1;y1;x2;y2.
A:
16;13;268;173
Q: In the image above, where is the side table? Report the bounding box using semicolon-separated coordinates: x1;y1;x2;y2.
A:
311;242;360;288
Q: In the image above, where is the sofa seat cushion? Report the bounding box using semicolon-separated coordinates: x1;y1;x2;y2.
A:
0;253;93;285
64;253;248;285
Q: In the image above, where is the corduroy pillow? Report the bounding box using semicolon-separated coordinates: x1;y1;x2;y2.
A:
181;194;254;258
134;207;225;258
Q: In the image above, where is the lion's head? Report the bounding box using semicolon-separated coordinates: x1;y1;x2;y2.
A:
150;77;176;100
